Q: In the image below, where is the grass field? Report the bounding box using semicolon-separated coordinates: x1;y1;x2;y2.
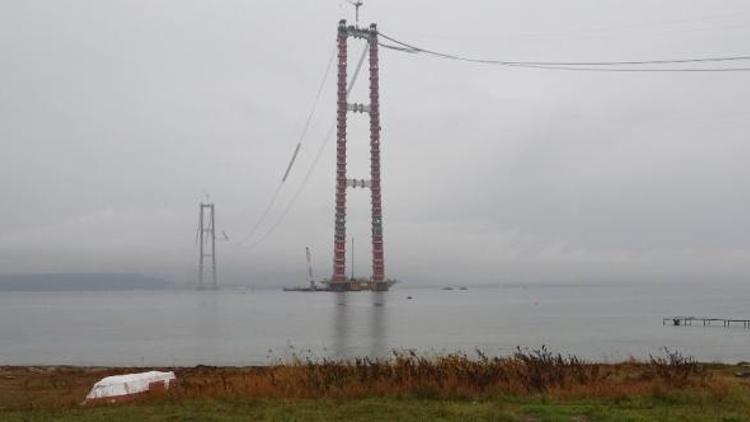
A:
2;349;750;421
4;395;750;421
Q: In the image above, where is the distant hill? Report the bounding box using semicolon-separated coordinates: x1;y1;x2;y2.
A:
0;273;173;292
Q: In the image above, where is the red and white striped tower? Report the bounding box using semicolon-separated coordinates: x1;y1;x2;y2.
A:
332;19;348;284
368;24;384;283
331;20;387;290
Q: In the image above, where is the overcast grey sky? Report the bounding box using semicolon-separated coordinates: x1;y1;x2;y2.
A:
2;0;750;287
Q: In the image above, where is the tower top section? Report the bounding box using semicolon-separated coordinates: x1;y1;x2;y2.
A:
338;19;378;42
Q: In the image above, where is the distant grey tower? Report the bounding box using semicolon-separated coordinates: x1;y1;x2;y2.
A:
197;203;217;290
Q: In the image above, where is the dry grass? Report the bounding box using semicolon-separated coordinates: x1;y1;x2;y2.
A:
171;347;713;401
0;348;732;412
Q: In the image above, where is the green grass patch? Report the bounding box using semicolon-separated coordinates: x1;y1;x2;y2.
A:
3;395;750;422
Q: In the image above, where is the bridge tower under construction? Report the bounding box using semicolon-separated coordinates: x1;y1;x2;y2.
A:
330;19;389;291
197;202;218;290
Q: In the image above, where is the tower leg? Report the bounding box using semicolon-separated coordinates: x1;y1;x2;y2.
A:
198;204;204;289
332;20;349;284
368;25;385;283
210;204;217;289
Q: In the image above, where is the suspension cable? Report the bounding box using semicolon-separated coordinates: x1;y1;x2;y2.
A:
245;45;371;250
378;32;750;72
238;48;336;246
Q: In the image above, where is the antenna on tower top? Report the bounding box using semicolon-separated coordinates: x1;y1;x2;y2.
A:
346;0;364;26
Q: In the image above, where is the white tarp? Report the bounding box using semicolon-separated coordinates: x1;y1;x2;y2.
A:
85;371;176;401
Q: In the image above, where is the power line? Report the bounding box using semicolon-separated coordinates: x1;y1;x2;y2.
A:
378;32;750;72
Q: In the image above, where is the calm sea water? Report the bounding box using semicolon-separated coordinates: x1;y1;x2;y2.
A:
1;282;750;366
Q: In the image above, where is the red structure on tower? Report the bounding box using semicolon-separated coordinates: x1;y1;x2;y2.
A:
330;19;390;291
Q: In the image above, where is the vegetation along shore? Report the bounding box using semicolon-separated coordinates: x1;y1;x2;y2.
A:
3;348;750;421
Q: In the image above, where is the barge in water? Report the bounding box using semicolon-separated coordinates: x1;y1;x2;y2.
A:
284;278;397;292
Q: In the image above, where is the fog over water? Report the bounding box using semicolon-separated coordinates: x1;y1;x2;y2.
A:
2;1;750;289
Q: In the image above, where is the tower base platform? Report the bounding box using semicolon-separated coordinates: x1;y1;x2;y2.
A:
283;278;397;292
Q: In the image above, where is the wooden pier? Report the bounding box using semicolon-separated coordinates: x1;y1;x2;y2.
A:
664;316;750;328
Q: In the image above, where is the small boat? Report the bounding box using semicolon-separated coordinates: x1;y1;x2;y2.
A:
85;371;176;404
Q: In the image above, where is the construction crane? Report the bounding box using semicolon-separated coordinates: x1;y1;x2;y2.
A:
306;247;316;290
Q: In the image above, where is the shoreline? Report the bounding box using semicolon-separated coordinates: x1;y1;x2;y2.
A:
3;351;750;419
